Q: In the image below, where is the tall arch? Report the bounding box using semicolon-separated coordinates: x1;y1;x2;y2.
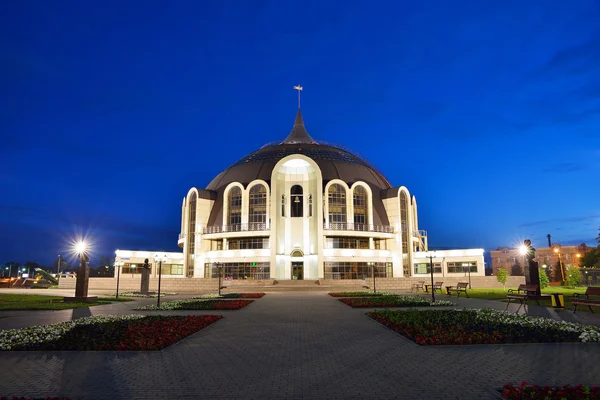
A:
400;190;409;253
353;185;368;229
328;183;346;225
228;186;242;227
248;184;267;228
186;192;197;278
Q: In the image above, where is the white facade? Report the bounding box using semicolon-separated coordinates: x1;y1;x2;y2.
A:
174;109;484;281
114;250;185;278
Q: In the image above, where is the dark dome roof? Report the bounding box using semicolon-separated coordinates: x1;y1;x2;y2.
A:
206;110;391;191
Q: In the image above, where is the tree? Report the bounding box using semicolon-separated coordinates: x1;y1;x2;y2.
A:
510;260;523;276
538;268;549;289
496;268;509;290
3;262;20;278
580;246;600;269
552;260;564;282
565;266;583;287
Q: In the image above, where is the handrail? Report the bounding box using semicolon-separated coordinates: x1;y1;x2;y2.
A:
203;223;269;234
323;222;394;233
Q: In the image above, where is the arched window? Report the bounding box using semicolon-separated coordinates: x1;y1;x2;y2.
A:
281;194;286;217
291;185;303;218
353;186;368;228
328;184;346;224
400;191;408;253
228;187;242;226
187;192;197;278
249;185;267;227
308;194;313;217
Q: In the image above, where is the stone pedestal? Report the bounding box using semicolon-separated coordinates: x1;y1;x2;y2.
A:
140;266;150;294
75;265;90;298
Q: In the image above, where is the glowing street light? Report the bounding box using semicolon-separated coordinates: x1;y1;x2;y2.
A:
114;250;123;299
154;253;167;307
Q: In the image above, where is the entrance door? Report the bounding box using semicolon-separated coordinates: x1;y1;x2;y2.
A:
292;262;304;280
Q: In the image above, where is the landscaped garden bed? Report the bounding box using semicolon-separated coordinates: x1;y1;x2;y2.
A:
0;294;130;311
501;382;600;399
368;308;600;345
193;293;265;299
328;291;394;297
103;291;178;298
339;295;454;308
134;299;253;311
0;314;222;351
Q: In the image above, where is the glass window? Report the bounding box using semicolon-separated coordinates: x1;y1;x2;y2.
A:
249;185;267;225
324;262;392;279
204;262;270;280
400;191;408;253
353;186;368;227
447;262;478;273
228;237;269;250
328;184;346;224
325;237;369;249
374;239;386;250
187;192;197;278
228;187;242;226
413;263;441;274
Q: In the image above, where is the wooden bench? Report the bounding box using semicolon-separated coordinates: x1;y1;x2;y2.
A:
572;287;600;313
424;281;443;294
446;282;469;297
506;284;541;312
411;281;425;292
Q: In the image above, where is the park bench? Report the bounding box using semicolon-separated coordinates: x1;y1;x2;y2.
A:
445;282;469;297
572;287;600;314
411;281;425;292
506;284;544;312
424;281;443;294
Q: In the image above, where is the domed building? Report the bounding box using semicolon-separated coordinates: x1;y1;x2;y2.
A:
175;108;484;283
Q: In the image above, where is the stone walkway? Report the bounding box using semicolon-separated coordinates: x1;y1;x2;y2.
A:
0;291;599;399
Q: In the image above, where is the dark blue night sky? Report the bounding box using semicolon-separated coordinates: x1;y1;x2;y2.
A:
2;0;599;266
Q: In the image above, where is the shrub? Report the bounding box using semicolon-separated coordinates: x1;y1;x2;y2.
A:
496;268;508;290
538;268;549;289
566;266;583;287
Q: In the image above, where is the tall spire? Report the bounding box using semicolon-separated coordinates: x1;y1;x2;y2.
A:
282;85;317;144
282;108;317;144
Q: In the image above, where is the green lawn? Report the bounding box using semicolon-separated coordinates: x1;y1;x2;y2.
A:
0;294;131;310
451;287;589;310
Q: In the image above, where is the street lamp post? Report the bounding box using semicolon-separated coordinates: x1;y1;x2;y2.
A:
554;248;565;283
372;262;377;295
428;252;435;303
216;262;222;296
154;254;167;308
114;252;123;299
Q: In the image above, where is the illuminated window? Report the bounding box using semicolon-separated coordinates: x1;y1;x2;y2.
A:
328;184;346;224
249;185;267;225
400;191;408;253
228;187;242;225
353;186;368;226
187;192;196;278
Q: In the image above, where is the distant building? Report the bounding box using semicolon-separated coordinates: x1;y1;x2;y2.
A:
490;243;593;279
99;256;115;267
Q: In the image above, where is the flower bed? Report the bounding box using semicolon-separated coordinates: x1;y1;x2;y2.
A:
103;291;178;298
368;308;600;345
328;291;394;297
502;382;600;399
193;293;265;299
339;295;454;308
0;315;222;351
134;299;253;311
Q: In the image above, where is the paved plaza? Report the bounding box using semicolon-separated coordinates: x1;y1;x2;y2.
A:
0;290;599;399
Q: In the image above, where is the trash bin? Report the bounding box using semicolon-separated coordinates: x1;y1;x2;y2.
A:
551;293;564;309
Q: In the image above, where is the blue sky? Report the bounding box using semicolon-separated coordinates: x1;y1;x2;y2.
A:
1;0;599;266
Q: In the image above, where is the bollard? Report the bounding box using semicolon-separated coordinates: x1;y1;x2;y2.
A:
551;293;564;309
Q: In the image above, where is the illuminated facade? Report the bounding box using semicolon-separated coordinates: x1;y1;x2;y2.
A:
177;109;485;281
